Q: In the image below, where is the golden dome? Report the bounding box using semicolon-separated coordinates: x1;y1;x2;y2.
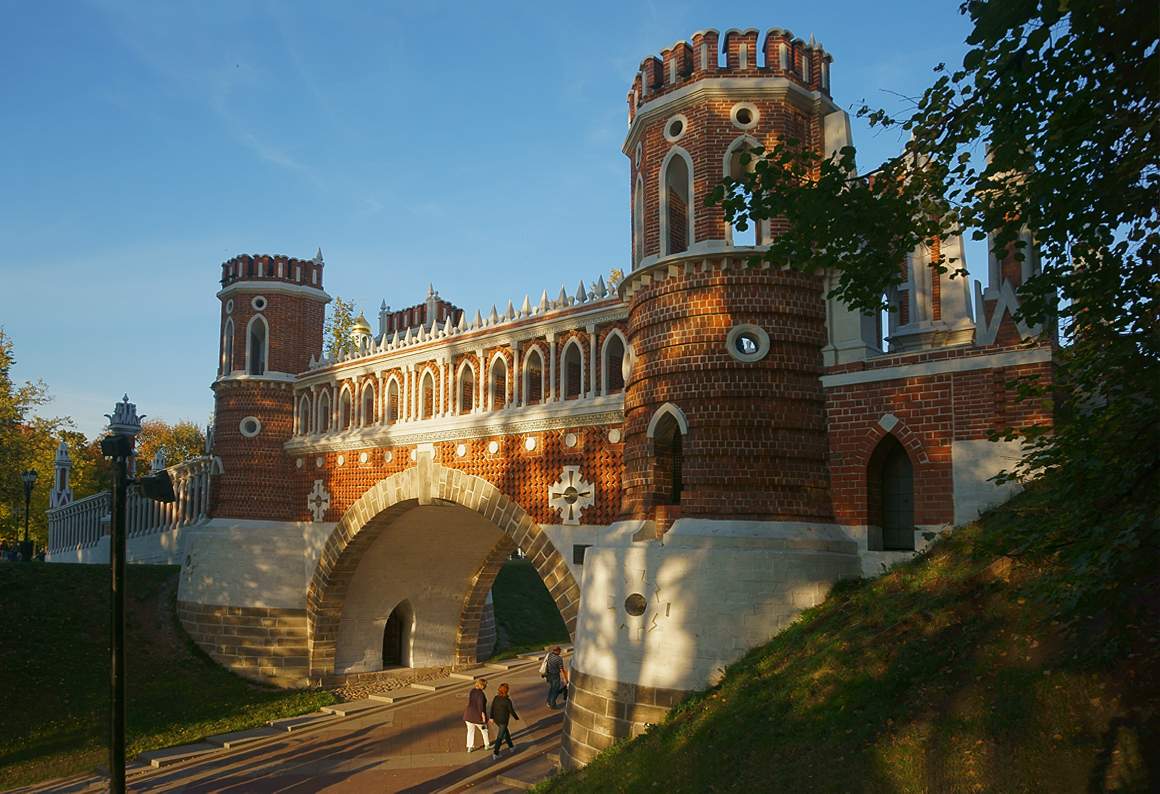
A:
351;313;372;335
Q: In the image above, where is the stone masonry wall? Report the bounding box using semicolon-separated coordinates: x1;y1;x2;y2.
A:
177;600;310;687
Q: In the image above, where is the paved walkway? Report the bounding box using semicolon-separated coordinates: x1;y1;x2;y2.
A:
127;663;562;793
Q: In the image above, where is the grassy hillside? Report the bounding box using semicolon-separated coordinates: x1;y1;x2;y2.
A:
0;564;334;789
491;557;572;659
542;490;1158;793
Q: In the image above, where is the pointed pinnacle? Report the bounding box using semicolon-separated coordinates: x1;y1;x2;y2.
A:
473;310;483;328
521;295;532;316
505;300;516;320
575;279;588;303
595;275;608;297
539;290;551;311
557;285;569;307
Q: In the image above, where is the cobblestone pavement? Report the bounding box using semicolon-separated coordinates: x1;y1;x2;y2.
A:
128;663;561;793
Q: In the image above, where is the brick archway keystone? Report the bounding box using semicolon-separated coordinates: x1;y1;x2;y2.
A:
306;452;580;677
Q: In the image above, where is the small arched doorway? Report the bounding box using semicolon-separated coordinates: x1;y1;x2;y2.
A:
868;434;915;551
382;600;413;668
652;413;684;506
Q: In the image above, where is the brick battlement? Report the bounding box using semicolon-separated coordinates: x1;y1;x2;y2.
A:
220;253;325;291
628;28;832;122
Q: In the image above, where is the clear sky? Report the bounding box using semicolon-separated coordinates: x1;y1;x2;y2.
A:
1;1;977;438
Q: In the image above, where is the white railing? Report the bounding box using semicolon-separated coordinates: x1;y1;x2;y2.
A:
47;456;222;556
46;491;110;554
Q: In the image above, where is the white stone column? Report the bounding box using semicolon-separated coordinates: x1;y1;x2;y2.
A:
547;333;557;402
587;324;597;398
476;348;485;414
512;340;520;407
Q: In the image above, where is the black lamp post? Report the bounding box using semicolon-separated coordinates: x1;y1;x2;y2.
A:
100;395;175;794
20;468;37;561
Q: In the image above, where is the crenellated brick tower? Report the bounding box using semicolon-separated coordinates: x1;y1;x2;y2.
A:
211;251;329;520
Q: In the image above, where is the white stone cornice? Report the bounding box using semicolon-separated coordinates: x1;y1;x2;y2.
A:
820;346;1053;388
284;395;625;453
214;371;298;385
216;281;331;303
623;77;840;152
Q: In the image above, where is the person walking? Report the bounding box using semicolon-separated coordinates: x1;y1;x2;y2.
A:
489;682;520;758
543;646;568;709
463;678;490;753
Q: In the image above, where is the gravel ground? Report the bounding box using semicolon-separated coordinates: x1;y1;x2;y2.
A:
332;665;457;702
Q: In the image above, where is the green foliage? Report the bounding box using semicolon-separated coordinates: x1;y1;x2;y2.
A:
0;564;335;789
710;0;1160;620
0;329;73;549
541;488;1158;793
134;418;207;471
324;295;361;359
489;558;570;659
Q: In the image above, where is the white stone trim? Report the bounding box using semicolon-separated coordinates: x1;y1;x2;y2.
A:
221;318;235;376
297;393;313;434
722;135;764;246
337;383;354;430
238;416;262;438
215;371;297;384
455;358;476;415
658;145;695;256
725;323;770;362
559;337;586;400
663;113;690;142
646;402;689;438
216;281;331;303
383;374;402;425
487;352;509;412
316;387;333;433
729;102;759;130
820;346;1053;388
521;345;546;406
359;379;376;427
250;295;268;311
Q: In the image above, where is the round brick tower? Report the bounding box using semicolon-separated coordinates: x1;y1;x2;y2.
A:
211;252;329;521
563;28;861;769
619;27;837;528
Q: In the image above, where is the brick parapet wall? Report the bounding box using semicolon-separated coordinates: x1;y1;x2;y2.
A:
622;260;833;522
177;600;310;687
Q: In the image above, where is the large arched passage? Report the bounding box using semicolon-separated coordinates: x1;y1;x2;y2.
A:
307;459;580;678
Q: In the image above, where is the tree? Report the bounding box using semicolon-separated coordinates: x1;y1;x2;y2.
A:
134;419;207;472
324;296;360;359
713;0;1159;615
0;329;71;549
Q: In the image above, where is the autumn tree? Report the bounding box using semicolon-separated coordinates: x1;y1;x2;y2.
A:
134;419;207;471
324;296;361;359
713;0;1159;613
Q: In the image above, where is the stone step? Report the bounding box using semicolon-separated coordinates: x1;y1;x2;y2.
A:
204;725;284;749
410;676;468;692
320;698;388;717
369;686;426;704
267;711;337;732
496;752;559;790
138;741;220;769
481;660;519;671
449;666;497;681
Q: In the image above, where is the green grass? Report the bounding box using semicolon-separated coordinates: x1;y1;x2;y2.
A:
540;489;1158;793
490;557;571;659
0;563;334;789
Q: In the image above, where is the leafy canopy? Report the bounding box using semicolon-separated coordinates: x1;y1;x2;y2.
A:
711;0;1159;616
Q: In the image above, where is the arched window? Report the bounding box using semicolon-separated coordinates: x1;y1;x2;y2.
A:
221;319;234;376
457;362;475;415
524;349;544;405
246;315;268;376
297;394;312;435
651;412;684;505
725;136;762;247
385;378;400;425
602;332;626;394
561;341;583;400
382;600;413;668
338;387;352;430
867;434;915;551
361;383;375;427
660;148;693;256
489;357;508;411
317;390;332;433
633;175;645;267
420;371;435;420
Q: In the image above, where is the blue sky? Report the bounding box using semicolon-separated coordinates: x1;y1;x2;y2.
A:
1;1;977;438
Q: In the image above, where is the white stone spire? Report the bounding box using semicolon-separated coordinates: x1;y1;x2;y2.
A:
49;439;73;509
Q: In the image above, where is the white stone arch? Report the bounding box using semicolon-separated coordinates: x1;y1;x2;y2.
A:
221;318;235;375
245;313;269;376
600;328;628;395
633;174;645;267
658;145;695;256
522;344;546;406
359;379;376;427
383;373;402;425
487;351;509;411
559;337;586;400
646;401;690;438
723;134;764;246
337;383;355;430
297;392;313;435
455;358;477;415
317;387;333;433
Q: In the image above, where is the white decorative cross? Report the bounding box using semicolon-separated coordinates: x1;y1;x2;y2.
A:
548;465;595;526
307;479;331;523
